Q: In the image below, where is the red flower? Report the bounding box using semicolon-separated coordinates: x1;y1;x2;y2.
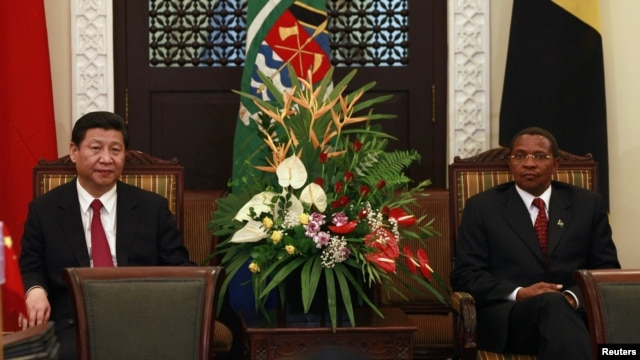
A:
381;206;390;215
339;195;349;206
364;228;400;272
376;179;386;190
358;209;367;219
417;248;432;280
359;185;370;197
331;195;350;209
404;246;418;274
368;253;396;272
334;181;344;193
344;171;354;183
353;140;362;152
315;177;325;187
388;208;417;226
328;220;358;234
319;152;328;164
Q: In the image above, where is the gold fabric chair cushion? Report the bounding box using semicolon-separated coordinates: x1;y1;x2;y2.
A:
453;169;594;227
37;173;178;218
477;351;537;360
212;321;233;353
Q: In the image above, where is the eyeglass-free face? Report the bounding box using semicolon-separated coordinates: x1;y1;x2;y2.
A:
508;134;560;197
69;128;126;198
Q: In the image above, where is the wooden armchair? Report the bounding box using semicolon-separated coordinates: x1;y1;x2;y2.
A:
573;269;640;358
33;150;233;357
448;147;598;359
63;266;223;359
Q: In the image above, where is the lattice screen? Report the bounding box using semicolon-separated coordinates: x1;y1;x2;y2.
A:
148;0;409;67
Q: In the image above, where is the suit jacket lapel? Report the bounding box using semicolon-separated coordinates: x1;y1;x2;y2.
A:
501;187;547;264
547;187;569;256
115;182;138;266
58;180;91;266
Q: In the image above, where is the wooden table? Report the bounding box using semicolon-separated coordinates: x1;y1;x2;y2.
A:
239;306;416;360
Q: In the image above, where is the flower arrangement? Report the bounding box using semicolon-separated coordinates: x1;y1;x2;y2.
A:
208;66;450;330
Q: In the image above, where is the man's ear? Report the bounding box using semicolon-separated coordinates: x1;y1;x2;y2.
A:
69;143;78;163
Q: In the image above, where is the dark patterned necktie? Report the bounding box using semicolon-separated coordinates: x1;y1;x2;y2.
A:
90;199;114;267
532;198;548;263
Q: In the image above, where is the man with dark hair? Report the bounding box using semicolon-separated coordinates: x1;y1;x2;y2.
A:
19;111;194;359
451;126;620;359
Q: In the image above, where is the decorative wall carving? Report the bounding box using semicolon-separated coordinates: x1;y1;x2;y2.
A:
71;0;113;120
447;0;491;162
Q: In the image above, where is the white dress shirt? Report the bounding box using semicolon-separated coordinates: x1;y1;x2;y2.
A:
77;182;118;266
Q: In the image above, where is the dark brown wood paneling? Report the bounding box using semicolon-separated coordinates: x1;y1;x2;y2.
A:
150;91;238;189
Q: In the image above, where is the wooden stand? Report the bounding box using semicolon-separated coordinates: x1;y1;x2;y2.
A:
240;306;416;360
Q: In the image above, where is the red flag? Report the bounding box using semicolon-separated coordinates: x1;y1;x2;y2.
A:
1;222;28;332
0;0;58;252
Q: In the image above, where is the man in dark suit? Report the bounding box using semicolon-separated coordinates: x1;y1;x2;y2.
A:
450;127;620;359
19;111;194;360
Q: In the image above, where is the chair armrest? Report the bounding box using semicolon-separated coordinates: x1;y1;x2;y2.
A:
451;291;478;360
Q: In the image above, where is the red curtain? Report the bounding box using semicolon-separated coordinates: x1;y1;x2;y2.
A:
0;0;58;256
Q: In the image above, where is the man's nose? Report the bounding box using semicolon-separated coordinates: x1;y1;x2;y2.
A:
98;150;113;163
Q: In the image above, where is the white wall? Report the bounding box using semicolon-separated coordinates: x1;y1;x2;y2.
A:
44;0;72;156
44;0;640;267
600;1;640;268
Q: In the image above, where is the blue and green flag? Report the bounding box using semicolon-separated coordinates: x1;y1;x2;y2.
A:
226;0;331;315
231;0;331;194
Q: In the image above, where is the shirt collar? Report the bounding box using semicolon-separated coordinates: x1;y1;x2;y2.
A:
77;181;117;214
515;184;552;209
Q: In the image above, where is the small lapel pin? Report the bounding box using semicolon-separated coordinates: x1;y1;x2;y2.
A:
557;220;564;228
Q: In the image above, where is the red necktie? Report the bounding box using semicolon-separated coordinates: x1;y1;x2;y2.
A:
532;198;548;263
90;199;114;267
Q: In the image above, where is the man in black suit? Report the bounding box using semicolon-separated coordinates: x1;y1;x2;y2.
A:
19;111;194;360
450;127;620;359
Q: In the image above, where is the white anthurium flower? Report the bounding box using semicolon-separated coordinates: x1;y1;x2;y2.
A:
234;191;277;222
287;194;304;224
276;155;307;189
299;182;327;212
229;220;269;243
